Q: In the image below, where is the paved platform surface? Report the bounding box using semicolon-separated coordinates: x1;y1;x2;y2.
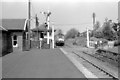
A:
2;48;86;78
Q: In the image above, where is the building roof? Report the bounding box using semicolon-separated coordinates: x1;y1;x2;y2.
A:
1;19;26;30
0;26;8;31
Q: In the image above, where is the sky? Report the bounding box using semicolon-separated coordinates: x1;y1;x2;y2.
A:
1;0;119;34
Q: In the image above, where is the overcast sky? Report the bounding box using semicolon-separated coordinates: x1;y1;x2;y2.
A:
1;0;119;33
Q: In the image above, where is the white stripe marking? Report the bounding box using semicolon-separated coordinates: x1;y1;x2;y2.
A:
60;48;98;78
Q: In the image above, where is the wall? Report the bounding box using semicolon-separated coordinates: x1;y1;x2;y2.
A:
22;31;30;51
0;30;27;56
1;31;13;56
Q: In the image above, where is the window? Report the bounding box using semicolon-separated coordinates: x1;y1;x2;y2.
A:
40;33;44;38
12;35;18;47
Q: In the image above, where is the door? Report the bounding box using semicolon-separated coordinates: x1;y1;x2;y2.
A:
17;36;23;51
12;35;22;51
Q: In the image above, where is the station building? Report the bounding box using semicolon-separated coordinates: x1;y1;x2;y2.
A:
0;19;29;56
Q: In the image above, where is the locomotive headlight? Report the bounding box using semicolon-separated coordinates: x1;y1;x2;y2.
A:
58;38;64;41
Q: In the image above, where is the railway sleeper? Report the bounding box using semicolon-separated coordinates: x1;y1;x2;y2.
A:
72;51;118;79
94;50;118;62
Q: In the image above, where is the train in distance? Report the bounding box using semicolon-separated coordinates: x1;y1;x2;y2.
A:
55;33;65;46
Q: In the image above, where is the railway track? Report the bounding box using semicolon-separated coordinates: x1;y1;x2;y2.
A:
82;51;119;67
71;51;118;79
95;49;119;62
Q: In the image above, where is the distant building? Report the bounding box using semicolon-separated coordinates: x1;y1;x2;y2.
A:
31;23;55;49
0;19;29;56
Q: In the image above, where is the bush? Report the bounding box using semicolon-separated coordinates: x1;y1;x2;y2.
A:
102;22;115;40
65;28;79;39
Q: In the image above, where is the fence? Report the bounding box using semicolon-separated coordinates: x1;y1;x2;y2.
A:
89;41;97;48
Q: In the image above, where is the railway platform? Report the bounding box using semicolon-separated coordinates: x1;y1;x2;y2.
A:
2;48;86;78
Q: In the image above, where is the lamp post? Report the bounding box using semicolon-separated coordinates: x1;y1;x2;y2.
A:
27;0;31;50
92;12;96;27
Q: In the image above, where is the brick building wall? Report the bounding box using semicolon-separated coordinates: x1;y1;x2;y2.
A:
1;31;13;56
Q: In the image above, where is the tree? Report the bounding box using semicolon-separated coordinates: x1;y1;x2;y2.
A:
117;23;120;37
93;31;103;38
93;21;100;31
112;23;120;38
102;21;115;40
77;32;80;37
65;28;79;39
112;23;117;31
92;21;101;37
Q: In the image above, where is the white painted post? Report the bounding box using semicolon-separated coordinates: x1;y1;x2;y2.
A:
87;28;89;48
40;38;42;49
47;10;50;44
52;25;54;49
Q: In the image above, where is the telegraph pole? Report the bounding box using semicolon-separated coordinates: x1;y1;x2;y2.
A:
35;14;40;48
92;12;96;29
47;10;50;44
28;0;31;50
